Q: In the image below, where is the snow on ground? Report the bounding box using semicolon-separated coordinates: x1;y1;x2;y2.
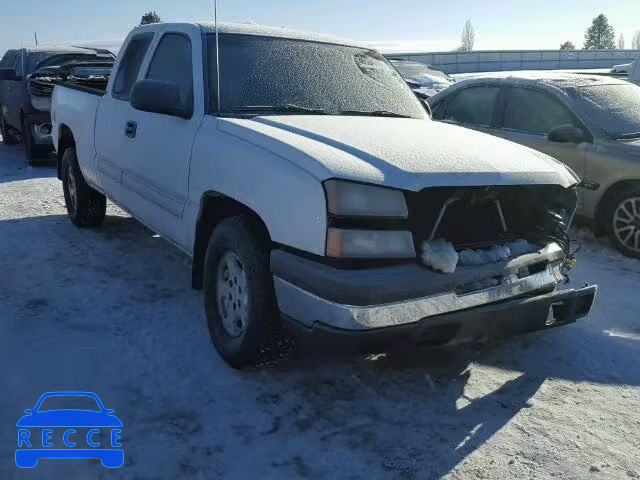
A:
0;139;639;480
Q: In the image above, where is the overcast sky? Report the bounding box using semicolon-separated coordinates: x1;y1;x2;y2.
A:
1;0;638;55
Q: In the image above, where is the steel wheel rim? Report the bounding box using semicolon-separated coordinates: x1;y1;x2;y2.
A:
216;252;249;337
67;168;77;213
613;196;640;253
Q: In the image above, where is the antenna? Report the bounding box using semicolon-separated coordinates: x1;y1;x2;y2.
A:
34;32;38;46
214;0;221;112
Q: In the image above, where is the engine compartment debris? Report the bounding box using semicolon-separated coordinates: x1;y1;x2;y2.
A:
421;239;538;273
412;185;577;274
420;239;459;273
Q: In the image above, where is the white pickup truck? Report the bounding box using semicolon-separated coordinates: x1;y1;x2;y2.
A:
51;22;597;368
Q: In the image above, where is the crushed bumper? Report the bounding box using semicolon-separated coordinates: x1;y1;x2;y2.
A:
283;285;597;350
271;245;597;348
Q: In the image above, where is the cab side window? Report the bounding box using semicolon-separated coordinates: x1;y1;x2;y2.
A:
0;51;16;68
112;33;155;101
443;86;500;127
503;88;575;134
145;33;194;115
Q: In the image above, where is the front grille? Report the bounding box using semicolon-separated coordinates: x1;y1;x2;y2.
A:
29;80;55;98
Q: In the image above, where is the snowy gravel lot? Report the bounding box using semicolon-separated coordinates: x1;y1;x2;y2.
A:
1;139;639;480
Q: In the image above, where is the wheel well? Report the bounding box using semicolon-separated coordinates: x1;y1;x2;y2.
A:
191;193;271;290
594;180;640;235
56;124;75;180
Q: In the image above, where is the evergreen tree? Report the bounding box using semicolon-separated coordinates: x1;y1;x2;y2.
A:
140;11;162;26
583;14;615;49
560;41;576;51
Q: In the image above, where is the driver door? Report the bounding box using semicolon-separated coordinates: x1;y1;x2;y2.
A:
499;86;587;181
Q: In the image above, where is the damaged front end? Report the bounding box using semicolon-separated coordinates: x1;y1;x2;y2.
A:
409;184;578;275
272;182;596;348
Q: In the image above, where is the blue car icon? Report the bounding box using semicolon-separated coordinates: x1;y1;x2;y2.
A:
16;391;123;468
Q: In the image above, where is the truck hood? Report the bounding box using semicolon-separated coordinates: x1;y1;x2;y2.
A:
219;116;579;190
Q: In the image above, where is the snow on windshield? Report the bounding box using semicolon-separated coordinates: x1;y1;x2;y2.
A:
569;83;640;138
210;34;427;118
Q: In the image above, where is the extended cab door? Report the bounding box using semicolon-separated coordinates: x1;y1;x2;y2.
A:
95;31;156;204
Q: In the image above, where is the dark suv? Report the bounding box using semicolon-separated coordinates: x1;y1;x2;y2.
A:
0;47;114;164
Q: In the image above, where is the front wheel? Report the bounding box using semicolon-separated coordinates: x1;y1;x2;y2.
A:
62;147;106;228
203;216;284;368
607;188;640;259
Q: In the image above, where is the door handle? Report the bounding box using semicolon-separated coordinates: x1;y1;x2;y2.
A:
125;121;137;138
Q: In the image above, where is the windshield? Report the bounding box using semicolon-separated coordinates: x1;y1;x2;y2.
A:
208;34;427;119
568;83;640;138
37;395;101;412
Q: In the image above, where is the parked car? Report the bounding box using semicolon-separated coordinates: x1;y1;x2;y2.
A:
0;46;114;163
389;59;455;98
611;62;634;74
428;73;640;259
51;23;596;368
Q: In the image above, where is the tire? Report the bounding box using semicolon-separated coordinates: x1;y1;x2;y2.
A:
203;216;284;368
605;187;640;259
22;117;50;165
61;147;106;228
0;108;18;145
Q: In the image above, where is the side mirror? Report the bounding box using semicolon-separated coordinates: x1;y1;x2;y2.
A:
130;80;191;118
548;124;585;144
0;68;20;81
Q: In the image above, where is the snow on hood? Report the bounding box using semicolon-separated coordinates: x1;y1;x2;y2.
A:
219;116;579;191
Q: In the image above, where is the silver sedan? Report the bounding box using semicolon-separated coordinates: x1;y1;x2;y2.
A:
428;72;640;258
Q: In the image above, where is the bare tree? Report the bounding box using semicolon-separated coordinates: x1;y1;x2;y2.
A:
633;31;640;50
459;20;475;52
618;33;625;49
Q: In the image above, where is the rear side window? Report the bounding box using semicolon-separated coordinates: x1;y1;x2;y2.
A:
112;33;154;101
444;86;500;127
504;88;575;134
146;33;193;114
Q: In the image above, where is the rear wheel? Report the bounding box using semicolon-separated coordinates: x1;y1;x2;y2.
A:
203;216;285;368
62;147;106;227
606;187;640;259
22;118;50;165
0;108;18;145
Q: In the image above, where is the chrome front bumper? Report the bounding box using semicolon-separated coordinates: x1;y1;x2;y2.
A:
273;243;577;332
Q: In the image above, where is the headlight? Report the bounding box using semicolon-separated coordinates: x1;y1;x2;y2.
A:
326;228;415;258
325;180;408;218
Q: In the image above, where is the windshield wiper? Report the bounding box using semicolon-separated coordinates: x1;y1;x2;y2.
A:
613;132;640;140
339;110;414;119
233;104;327;115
